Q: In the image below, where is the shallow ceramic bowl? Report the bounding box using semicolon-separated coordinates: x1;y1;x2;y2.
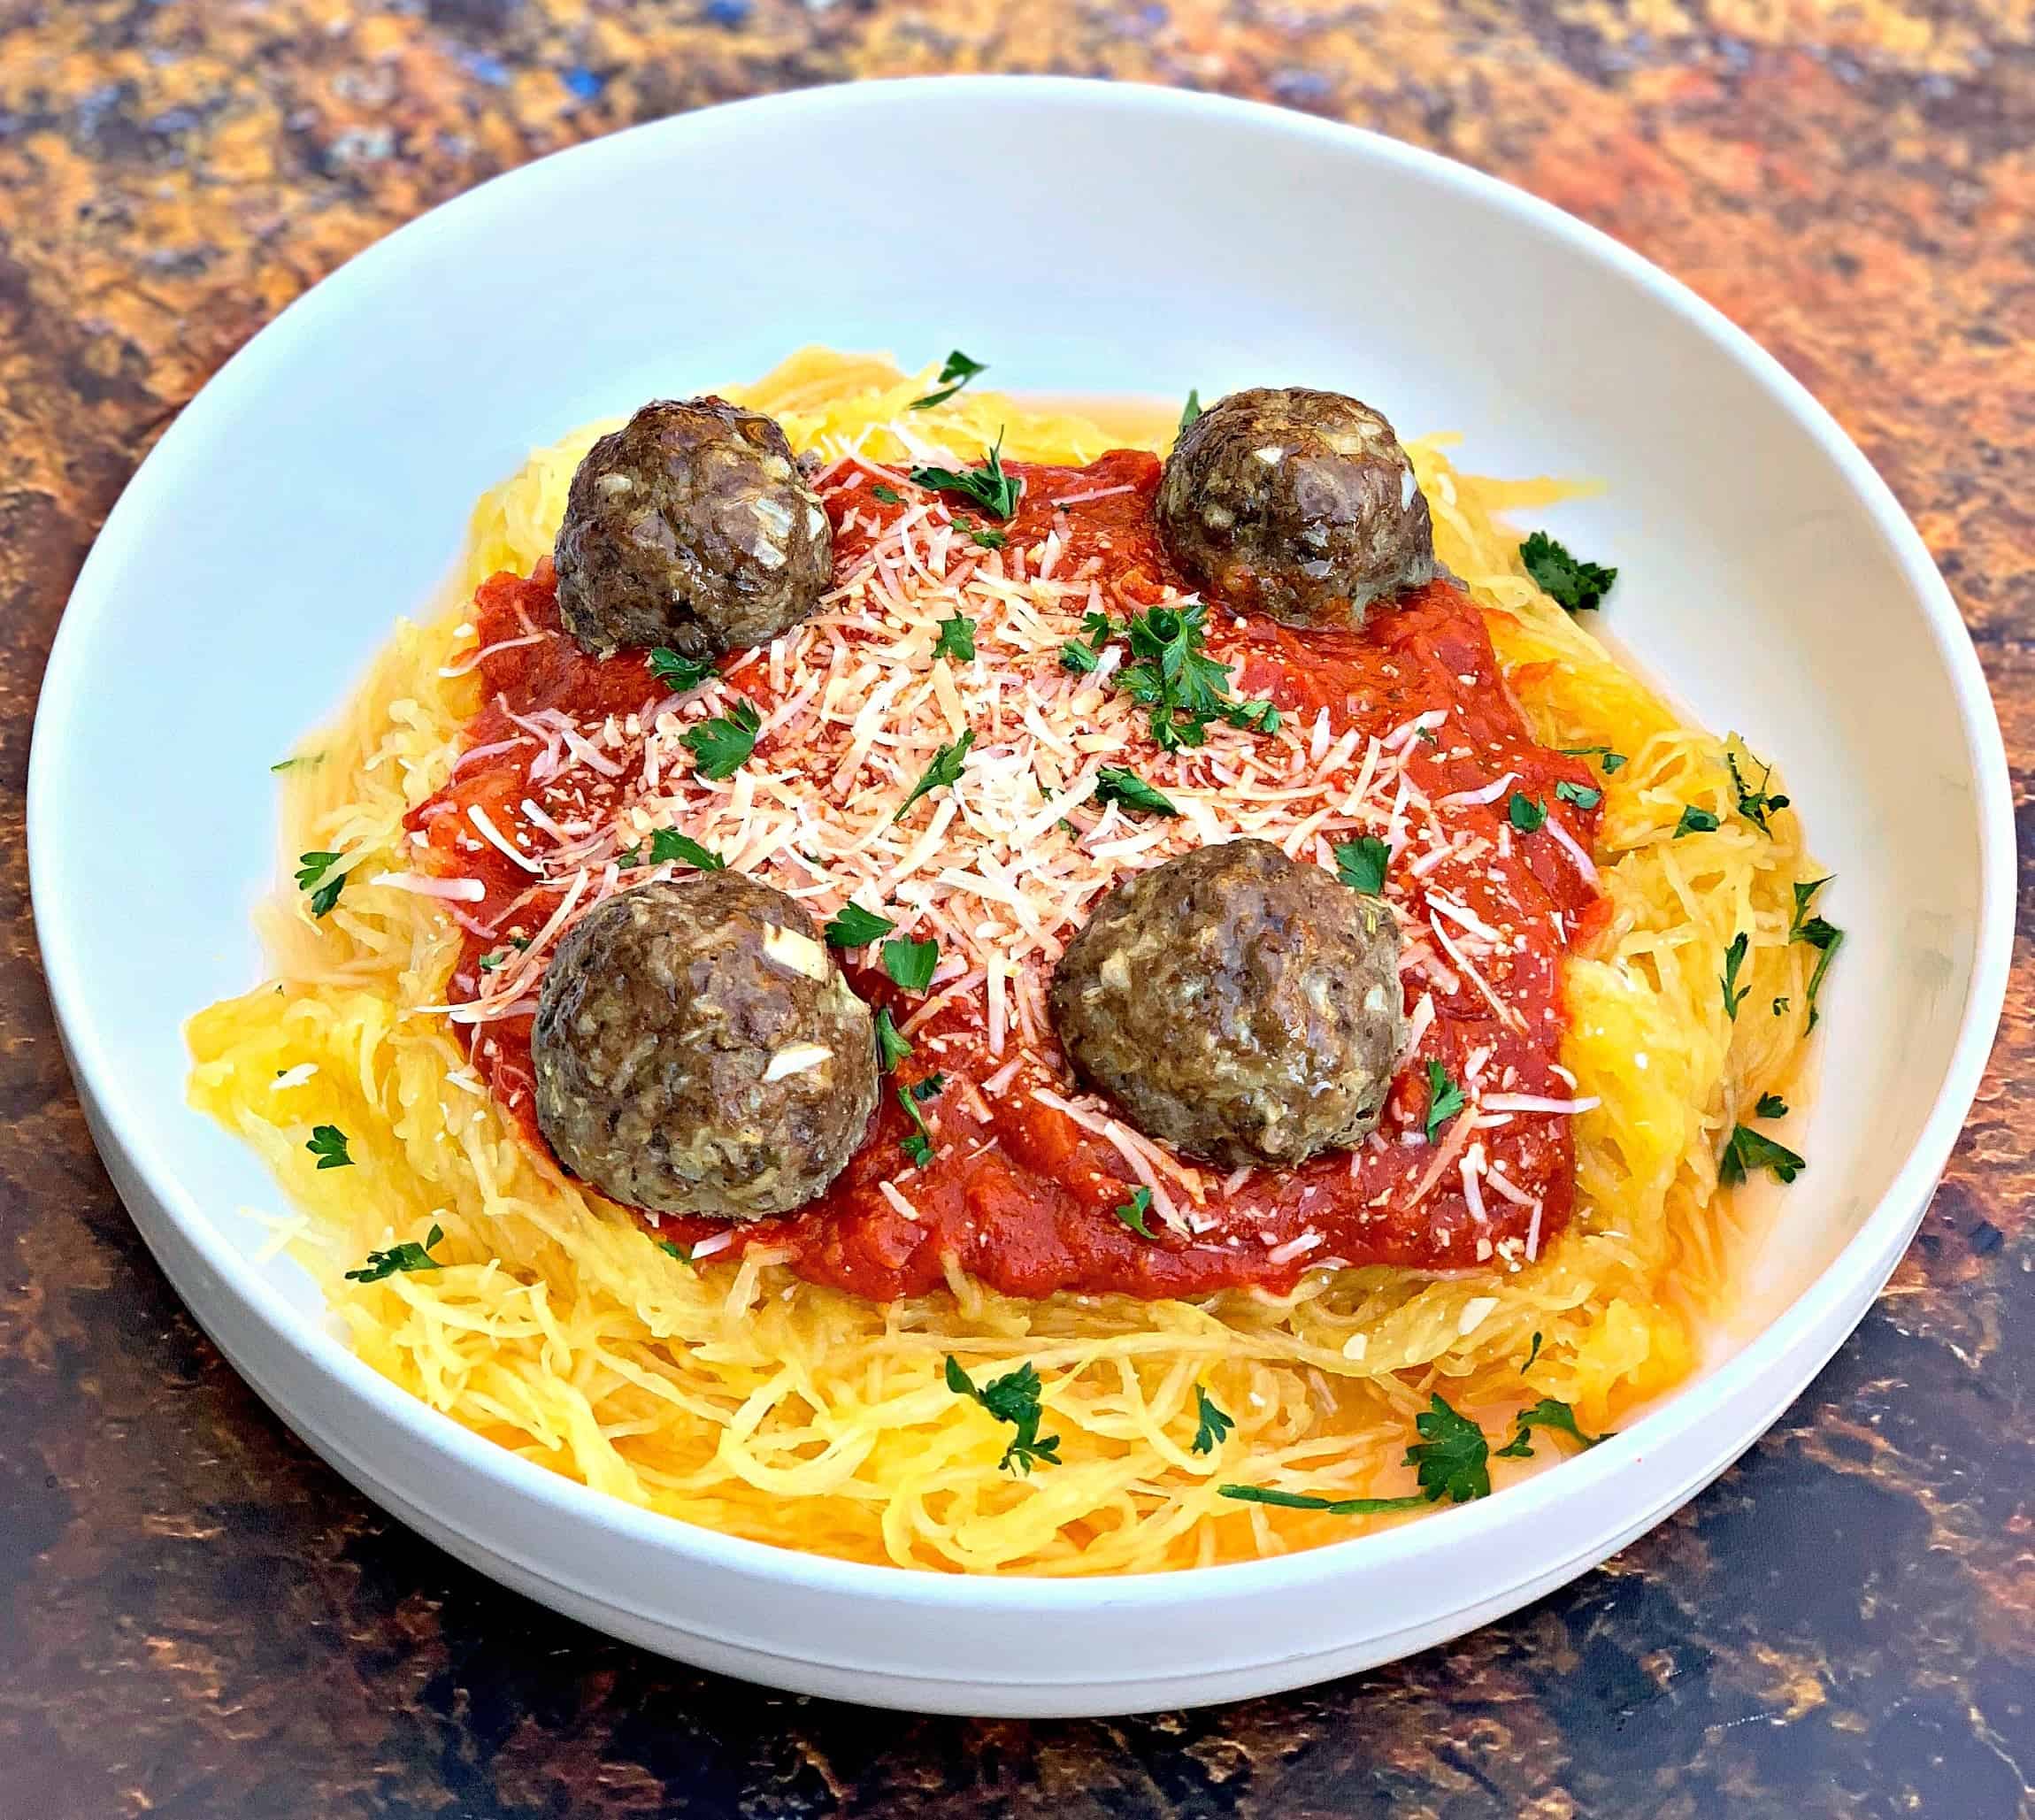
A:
27;77;2013;1716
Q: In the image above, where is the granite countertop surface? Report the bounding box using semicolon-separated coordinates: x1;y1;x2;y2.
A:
2;1;2031;1814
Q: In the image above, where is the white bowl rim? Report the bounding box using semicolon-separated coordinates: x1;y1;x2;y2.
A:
29;73;2015;1614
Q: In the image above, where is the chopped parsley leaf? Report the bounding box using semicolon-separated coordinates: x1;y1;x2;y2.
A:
1406;1394;1494;1502
344;1223;444;1283
1720;1123;1806;1186
681;698;762;780
270;753;323;773
874;1007;913;1071
894;729;974;821
1224;697;1282;733
1789;877;1844;1030
825;902;895;948
1560;744;1628;773
1494;1397;1609;1458
910;1072;946;1103
1094;765;1179;818
1334;835;1390;895
1523;1331;1543;1374
1179;388;1202;434
910;434;1022;519
945;1355;1061;1474
1080;610;1117;649
1508;793;1547;833
896;1086;936;1168
1674;805;1721;838
933;613;978;662
1521;530;1616;612
882;935;939;992
1191;1384;1234;1455
909;349;987;411
648;646;718;693
306;1124;353;1170
1555;778;1602;810
871;482;903;505
1218;1484;1429;1516
295;850;347;918
657;1237;695;1268
1114;1186;1157;1240
648;829;725;871
1104;602;1268;751
1755;1091;1789;1119
1720;931;1750;1020
1058;640;1101;674
1772;995;1790;1017
1424;1057;1465;1141
1727;744;1791;834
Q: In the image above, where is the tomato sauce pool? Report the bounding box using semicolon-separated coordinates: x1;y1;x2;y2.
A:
410;450;1608;1302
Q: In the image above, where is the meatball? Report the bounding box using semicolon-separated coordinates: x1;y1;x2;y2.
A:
1049;840;1404;1169
532;874;877;1219
1156;388;1436;629
553;397;832;660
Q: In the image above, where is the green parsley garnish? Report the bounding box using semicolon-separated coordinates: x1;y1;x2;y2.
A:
1424;1058;1465;1141
955;519;1007;550
1191;1383;1234;1455
910;435;1022;519
909;349;987;411
1494;1397;1609;1458
1555;779;1602;810
1560;744;1628;773
1334;836;1390;895
874;1007;913;1071
295;850;348;918
1720;931;1750;1020
344;1223;444;1283
1508;793;1547;833
933;613;977;661
1522;1331;1543;1373
1218;1392;1496;1517
1094;766;1179;818
1755;1091;1789;1119
1217;1484;1430;1517
1726;744;1790;834
910;1071;945;1102
1521;531;1616;613
1179;389;1202;434
657;1236;695;1268
648;647;718;693
681;698;762;780
1058;640;1101;674
1674;805;1721;838
896;1084;936;1168
1772;995;1789;1017
305;1124;353;1170
871;483;903;505
1094;602;1275;751
648;829;725;871
825;902;895;948
1113;1186;1157;1240
945;1356;1061;1474
882;935;939;992
1789;877;1844;1030
1720;1123;1806;1186
270;753;323;773
894;729;974;821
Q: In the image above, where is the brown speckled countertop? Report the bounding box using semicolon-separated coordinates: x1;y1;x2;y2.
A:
3;3;2032;1815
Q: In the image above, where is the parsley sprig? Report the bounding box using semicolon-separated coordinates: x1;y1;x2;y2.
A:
945;1356;1062;1474
682;699;762;780
1675;805;1721;838
910;349;987;411
1094;766;1178;818
1720;931;1750;1021
344;1223;444;1283
1104;603;1279;751
1721;1122;1805;1186
305;1124;353;1170
296;850;348;918
933;612;977;661
1113;1186;1157;1240
648;829;724;871
1508;792;1547;833
1191;1384;1234;1455
1424;1058;1465;1141
910;435;1022;519
882;935;939;992
1495;1398;1608;1457
896;1078;941;1168
825;902;895;948
1521;531;1617;613
1560;744;1628;773
895;730;974;821
1727;744;1790;834
648;647;718;693
1789;877;1844;1030
874;1008;913;1071
1334;836;1389;895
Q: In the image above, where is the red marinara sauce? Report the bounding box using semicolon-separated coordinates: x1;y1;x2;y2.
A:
408;450;1608;1302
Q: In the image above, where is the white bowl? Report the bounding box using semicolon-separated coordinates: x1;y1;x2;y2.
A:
28;77;2012;1716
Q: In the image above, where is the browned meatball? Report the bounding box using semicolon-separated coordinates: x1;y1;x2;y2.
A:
554;398;832;660
1156;388;1436;629
1049;840;1404;1168
532;874;877;1219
